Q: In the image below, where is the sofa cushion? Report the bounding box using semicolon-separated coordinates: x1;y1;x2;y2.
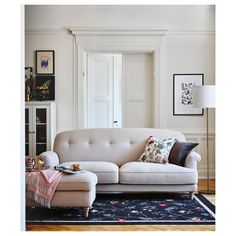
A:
56;170;97;191
137;137;176;164
168;141;199;166
58;161;119;184
120;162;197;185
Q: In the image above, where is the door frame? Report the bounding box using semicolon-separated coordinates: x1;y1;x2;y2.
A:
71;28;168;129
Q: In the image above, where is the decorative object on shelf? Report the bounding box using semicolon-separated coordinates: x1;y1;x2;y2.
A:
25;67;34;101
35;76;55;100
173;74;204;115
192;85;215;194
25;67;33;80
36;116;41;123
36;50;55;75
25;156;36;171
36;157;45;170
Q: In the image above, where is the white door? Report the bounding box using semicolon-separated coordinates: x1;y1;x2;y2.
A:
123;53;153;127
87;54;122;128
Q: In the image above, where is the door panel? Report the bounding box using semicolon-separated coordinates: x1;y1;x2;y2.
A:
94;101;110;128
93;62;110;96
87;54;114;128
123;53;153;128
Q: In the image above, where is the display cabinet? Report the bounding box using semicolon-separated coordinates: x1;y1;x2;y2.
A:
25;101;56;157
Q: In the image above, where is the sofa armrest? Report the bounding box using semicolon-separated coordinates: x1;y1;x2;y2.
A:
184;151;201;170
38;151;59;168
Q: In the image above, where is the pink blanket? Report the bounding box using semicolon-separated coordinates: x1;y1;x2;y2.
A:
26;169;63;208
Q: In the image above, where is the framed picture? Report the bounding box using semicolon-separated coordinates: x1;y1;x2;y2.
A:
36;50;55;75
173;74;204;115
35;76;55;100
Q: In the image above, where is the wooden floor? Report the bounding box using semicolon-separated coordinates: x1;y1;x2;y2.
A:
26;179;215;231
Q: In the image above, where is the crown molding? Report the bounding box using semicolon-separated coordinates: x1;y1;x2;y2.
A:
25;28;215;36
168;31;215;35
25;28;70;35
69;27;168;36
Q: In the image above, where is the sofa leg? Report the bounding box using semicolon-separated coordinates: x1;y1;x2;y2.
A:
83;207;89;217
189;192;194;200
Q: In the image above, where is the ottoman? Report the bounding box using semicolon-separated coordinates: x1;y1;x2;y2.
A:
49;170;97;217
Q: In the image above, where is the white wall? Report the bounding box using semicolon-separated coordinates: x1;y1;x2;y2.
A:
166;34;215;132
25;31;74;132
25;5;215;178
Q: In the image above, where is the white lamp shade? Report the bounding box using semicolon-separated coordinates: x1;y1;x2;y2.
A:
192;85;215;108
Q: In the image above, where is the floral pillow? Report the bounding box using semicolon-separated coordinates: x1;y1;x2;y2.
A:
137;136;176;164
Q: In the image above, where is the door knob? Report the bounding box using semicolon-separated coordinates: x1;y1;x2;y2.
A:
113;121;118;124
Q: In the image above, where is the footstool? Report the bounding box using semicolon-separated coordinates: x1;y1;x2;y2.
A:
49;170;97;217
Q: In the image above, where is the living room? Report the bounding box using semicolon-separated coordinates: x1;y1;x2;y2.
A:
22;4;217;231
3;0;236;233
25;4;215;174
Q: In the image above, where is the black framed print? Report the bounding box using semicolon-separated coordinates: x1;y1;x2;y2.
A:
36;50;55;75
173;74;204;116
35;76;55;100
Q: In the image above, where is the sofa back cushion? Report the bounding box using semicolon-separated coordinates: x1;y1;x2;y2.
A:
53;128;186;166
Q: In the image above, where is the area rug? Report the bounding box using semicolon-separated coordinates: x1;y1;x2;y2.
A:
26;193;215;225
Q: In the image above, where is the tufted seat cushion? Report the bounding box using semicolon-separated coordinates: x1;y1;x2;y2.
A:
58;161;119;184
119;162;197;185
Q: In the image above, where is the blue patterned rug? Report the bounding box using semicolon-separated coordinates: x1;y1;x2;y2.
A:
26;193;215;225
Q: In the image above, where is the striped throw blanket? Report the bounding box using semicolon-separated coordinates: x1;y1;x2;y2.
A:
26;169;63;208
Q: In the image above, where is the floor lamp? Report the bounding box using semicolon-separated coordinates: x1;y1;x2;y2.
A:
193;85;215;194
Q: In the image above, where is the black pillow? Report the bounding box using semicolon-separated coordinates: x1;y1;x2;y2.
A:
168;141;199;166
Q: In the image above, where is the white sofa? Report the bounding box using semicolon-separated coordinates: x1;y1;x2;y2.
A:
40;128;201;199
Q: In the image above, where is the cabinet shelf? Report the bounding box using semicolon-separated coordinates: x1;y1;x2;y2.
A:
25;102;56;157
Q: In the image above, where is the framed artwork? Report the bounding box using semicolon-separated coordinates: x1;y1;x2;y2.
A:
173;74;204;116
36;50;55;75
35;76;55;100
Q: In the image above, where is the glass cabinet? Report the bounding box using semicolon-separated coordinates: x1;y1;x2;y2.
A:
25;102;56;157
